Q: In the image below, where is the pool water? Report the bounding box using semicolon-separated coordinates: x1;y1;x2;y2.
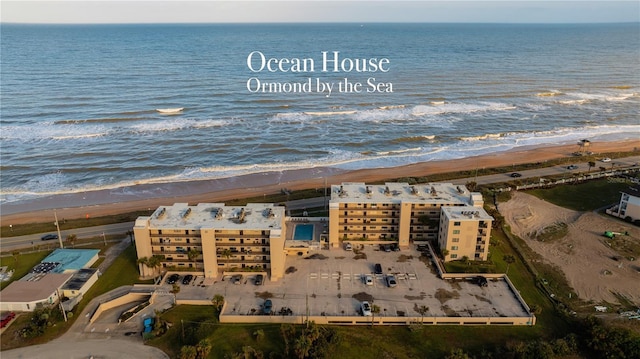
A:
293;224;314;241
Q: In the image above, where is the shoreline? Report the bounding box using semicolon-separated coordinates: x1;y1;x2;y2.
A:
2;139;638;225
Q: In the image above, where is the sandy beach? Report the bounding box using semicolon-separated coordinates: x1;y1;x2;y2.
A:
2;140;638;225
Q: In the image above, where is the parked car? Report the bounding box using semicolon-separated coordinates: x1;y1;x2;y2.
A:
344;242;352;251
360;301;372;316
374;263;383;275
510;172;522;178
41;234;58;241
391;243;400;252
182;274;193;285
232;274;243;284
255;274;264;286
364;274;373;286
386;274;397;287
567;165;578;170
263;299;273;315
383;244;392;252
166;273;180;284
601;157;611;162
0;312;16;328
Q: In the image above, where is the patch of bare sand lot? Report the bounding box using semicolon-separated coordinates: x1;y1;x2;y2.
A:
499;191;640;305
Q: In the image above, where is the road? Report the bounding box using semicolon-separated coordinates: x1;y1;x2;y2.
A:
2;155;638;252
1;222;134;252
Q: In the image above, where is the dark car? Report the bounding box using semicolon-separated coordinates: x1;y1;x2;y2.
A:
255;274;264;286
41;234;58;241
567;165;578;170
263;299;273;314
374;263;383;275
182;274;193;285
166;273;180;284
510;172;522;178
391;243;400;252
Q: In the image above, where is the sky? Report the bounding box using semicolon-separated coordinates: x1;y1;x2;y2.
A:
1;1;638;24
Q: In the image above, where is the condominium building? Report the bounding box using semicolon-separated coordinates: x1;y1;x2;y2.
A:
439;206;492;261
134;203;287;281
328;182;491;261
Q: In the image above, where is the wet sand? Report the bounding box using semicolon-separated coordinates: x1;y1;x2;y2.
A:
2;140;638;225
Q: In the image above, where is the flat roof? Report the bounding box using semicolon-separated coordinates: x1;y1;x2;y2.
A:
143;203;284;230
441;206;494;221
621;185;640;198
0;273;73;303
330;182;473;205
62;268;99;291
42;248;100;272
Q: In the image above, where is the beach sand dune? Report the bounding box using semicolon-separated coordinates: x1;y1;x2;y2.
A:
500;191;640;304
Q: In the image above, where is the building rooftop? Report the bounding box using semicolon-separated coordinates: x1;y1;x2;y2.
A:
0;273;73;303
441;206;494;221
621;185;640;198
330;182;475;205
138;203;284;230
42;248;100;273
61;268;99;291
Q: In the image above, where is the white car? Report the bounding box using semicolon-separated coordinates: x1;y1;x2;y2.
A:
601;157;611;162
386;274;397;287
364;274;373;286
344;243;353;251
360;301;372;316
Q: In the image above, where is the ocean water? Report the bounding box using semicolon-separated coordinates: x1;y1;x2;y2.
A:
1;23;639;205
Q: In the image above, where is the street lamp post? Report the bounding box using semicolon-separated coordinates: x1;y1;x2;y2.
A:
54;210;64;249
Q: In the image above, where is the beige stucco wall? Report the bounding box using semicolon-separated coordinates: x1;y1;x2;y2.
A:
201;229;218;279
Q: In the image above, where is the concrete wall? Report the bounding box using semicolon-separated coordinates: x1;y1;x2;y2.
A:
220;314;535;326
89;292;150;324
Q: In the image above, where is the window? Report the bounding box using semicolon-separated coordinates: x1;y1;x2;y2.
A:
450;254;458;259
454;221;461;226
452;238;460;243
453;230;460;234
451;246;458;250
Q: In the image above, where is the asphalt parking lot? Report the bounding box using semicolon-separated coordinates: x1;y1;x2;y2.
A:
174;244;530;320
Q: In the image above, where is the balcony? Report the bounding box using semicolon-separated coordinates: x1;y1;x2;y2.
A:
217;258;269;264
215;241;269;247
214;232;268;239
150;233;201;239
151;240;201;247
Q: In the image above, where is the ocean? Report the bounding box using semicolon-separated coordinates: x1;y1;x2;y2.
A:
1;23;639;206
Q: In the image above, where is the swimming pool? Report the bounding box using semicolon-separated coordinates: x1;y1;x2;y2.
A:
293;224;314;241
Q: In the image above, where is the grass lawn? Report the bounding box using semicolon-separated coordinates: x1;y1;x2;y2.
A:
525;178;629;211
150;304;557;359
0;251;51;290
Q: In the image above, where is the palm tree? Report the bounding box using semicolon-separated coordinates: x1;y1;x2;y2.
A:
148;255;163;275
66;234;77;248
588;161;596;173
503;255;516;274
170;283;180;304
211;294;225;314
136;257;149;276
195;339;212;359
416;305;429;324
179;345;197;359
294;336;312;359
371;304;381;326
187;249;200;266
